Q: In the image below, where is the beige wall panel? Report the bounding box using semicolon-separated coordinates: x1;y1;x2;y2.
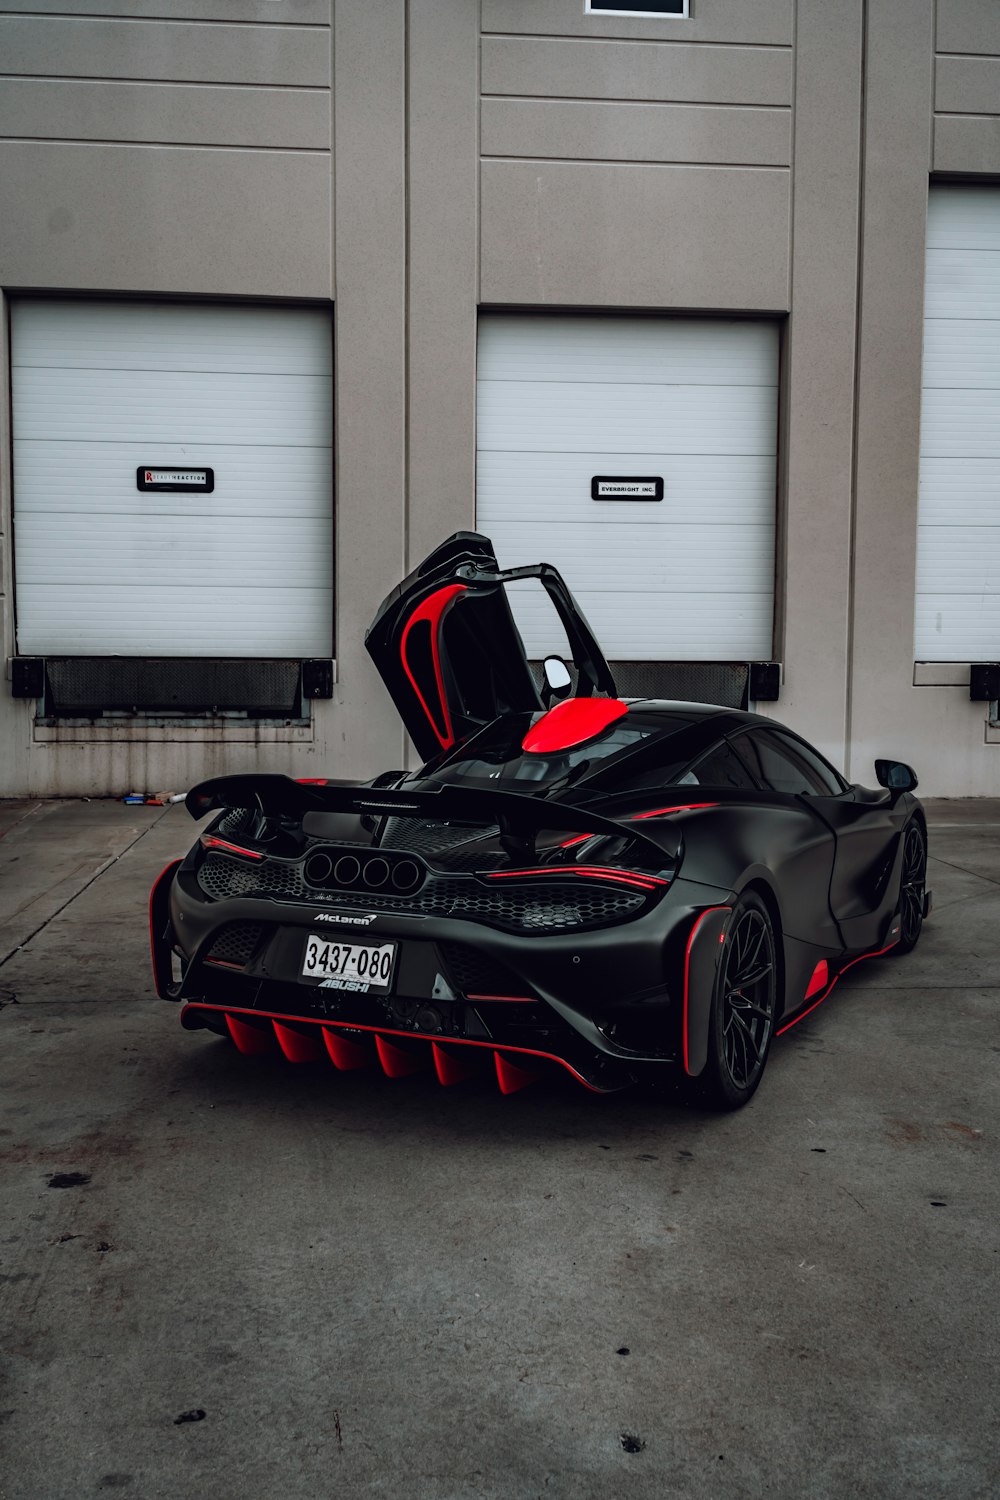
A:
406;0;479;569
0;78;331;150
480;160;789;310
330;0;406;777
481;0;793;47
0;143;330;298
0;1;330;20
481;98;790;166
848;2;968;789
936;0;1000;56
0;15;330;87
934;114;1000;173
772;0;863;769
481;36;792;107
935;55;1000;115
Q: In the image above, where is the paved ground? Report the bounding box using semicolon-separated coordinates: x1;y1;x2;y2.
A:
0;798;998;1500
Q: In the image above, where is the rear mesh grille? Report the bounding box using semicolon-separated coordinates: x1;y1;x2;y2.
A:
197;852;645;932
206;921;264;967
438;942;535;999
380;817;499;856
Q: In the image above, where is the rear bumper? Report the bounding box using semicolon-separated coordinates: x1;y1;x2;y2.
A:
154;860;738;1084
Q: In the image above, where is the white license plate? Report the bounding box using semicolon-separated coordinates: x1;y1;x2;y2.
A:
301;934;396;992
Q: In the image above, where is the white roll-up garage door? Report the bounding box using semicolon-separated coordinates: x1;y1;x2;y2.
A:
476;315;778;661
11;299;332;656
916;186;1000;661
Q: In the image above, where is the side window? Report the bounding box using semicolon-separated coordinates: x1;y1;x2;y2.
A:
737;731;833;796
684;740;760;791
771;733;846;796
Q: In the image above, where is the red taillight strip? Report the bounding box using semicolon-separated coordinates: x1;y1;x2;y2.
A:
399;582;468;751
776;938;900;1036
200;835;265;861
682;905;731;1075
182;1003;608;1093
487;865;668;891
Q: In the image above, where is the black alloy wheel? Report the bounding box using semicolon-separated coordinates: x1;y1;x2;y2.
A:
893;819;927;955
699;891;778;1110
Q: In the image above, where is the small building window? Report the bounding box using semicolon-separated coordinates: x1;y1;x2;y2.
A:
585;1;688;16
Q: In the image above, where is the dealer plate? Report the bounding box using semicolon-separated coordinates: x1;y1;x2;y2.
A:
301;934;396;993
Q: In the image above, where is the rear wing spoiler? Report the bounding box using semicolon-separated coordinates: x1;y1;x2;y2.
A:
186;775;680;868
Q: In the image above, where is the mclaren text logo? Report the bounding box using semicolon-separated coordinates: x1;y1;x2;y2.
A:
313;911;377;927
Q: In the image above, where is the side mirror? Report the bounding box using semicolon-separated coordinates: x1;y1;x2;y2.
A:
874;759;918;793
542;655;573;707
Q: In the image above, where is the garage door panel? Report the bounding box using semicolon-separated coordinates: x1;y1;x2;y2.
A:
13;301;332;376
12;298;333;659
919;457;1000;526
922;321;1000;387
478;452;775;527
489;524;775;595
920;388;1000;457
915;528;1000;593
14;442;332;519
506;587;774;661
478;380;777;456
477;314;778;662
13;368;332;448
15;513;332;591
17;586;332;658
924;248;1000;319
477;315;779;386
917;187;1000;662
914;595;1000;662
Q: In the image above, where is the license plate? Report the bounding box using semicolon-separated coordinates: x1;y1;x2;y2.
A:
301;934;397;992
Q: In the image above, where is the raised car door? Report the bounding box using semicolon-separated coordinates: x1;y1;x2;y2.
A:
365;531;616;763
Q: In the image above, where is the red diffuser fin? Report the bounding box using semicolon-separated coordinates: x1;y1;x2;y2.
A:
494;1051;539;1095
322;1029;371;1071
272;1020;325;1063
225;1013;273;1056
432;1042;481;1087
375;1034;425;1079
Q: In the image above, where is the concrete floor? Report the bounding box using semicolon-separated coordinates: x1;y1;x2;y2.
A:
0;798;998;1499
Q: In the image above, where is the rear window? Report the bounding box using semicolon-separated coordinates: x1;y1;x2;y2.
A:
412;714;659;792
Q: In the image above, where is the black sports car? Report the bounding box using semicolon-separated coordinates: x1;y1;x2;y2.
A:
150;533;930;1108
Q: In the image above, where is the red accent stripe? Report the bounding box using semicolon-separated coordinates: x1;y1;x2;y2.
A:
494;1052;539;1095
631;803;720;820
466;994;536;1004
432;1042;480;1087
375;1034;425;1079
200;835;265;861
273;1020;325;1063
399;583;468;751
682;906;731;1075
776;939;900;1036
522;696;628;754
225;1013;273;1056
204;958;246;971
182;1004;607;1092
804;959;829;1001
322;1029;371;1071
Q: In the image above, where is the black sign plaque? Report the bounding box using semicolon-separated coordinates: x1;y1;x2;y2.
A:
137;467;215;494
591;476;663;502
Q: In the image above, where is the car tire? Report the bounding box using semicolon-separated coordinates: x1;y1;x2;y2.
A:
891;818;927;956
695;891;778;1111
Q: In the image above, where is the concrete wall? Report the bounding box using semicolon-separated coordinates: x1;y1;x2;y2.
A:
1;0;999;796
